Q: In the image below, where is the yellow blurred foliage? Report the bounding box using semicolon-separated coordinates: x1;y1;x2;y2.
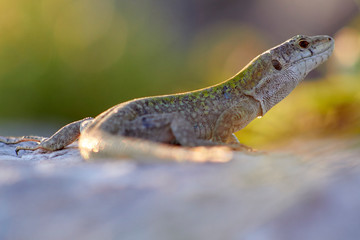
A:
237;75;360;148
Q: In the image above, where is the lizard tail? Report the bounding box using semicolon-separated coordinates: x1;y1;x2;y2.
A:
79;130;234;163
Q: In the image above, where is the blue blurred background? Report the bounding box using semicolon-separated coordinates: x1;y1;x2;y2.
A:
0;0;359;148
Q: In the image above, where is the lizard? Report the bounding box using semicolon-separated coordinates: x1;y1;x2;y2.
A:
0;35;334;162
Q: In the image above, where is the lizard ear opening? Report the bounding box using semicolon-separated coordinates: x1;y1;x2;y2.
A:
271;59;282;70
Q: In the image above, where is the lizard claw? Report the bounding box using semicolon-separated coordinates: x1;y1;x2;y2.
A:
15;147;21;155
227;143;254;152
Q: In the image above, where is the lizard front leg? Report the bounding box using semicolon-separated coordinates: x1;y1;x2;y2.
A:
118;112;215;147
212;102;260;151
1;117;93;154
169;115;220;147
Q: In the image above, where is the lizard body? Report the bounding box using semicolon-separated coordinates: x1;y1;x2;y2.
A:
1;35;334;162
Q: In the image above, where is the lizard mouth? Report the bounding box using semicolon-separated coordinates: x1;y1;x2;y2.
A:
293;42;334;66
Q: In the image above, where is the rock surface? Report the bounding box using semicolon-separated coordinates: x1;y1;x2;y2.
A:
1;138;360;240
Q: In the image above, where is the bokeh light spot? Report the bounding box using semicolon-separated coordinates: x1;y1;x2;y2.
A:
334;28;360;69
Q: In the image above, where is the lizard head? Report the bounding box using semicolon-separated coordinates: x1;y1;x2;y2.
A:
268;35;334;81
236;35;334;115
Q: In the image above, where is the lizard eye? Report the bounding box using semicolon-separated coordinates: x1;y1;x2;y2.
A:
272;59;282;70
299;40;309;48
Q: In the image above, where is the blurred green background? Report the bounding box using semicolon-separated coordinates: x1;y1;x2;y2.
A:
0;0;359;148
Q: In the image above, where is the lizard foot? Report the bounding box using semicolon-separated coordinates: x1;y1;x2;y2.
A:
229;144;267;155
226;143;263;153
15;145;43;155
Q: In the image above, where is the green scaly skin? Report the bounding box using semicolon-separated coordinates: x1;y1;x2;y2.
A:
0;35;334;162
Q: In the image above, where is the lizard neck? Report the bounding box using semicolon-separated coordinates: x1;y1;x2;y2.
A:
205;54;269;116
219;52;301;116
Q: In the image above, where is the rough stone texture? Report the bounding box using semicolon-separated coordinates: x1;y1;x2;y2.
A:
0;138;360;240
